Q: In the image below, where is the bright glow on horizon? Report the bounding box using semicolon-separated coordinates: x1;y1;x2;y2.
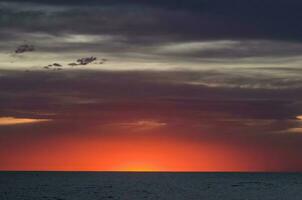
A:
114;162;159;172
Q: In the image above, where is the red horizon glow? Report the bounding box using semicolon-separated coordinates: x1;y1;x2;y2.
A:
1;125;300;172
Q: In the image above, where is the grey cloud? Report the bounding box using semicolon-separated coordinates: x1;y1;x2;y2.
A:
1;69;302;110
1;1;302;64
1;0;302;43
157;40;302;59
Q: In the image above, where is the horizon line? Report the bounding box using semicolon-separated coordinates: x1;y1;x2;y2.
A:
0;170;301;173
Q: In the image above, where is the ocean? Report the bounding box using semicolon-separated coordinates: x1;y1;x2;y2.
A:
0;172;301;200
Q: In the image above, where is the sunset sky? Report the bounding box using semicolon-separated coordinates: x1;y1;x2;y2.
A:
1;0;302;172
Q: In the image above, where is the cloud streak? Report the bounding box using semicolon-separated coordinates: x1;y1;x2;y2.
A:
0;116;51;126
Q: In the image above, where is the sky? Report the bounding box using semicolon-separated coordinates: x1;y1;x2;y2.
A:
1;0;302;172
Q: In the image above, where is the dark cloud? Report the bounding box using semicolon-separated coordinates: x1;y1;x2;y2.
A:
1;70;302;120
1;0;302;42
1;0;302;65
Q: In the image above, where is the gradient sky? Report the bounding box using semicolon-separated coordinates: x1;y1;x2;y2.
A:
1;0;302;171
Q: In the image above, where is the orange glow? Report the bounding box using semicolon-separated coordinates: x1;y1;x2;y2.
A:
1;117;301;172
297;115;302;120
115;162;159;172
287;128;302;133
0;117;51;126
0;131;260;172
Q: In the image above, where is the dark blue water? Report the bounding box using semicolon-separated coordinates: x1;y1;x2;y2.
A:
0;172;302;200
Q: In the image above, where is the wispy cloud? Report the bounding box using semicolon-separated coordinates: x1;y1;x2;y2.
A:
0;116;51;126
117;120;167;131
